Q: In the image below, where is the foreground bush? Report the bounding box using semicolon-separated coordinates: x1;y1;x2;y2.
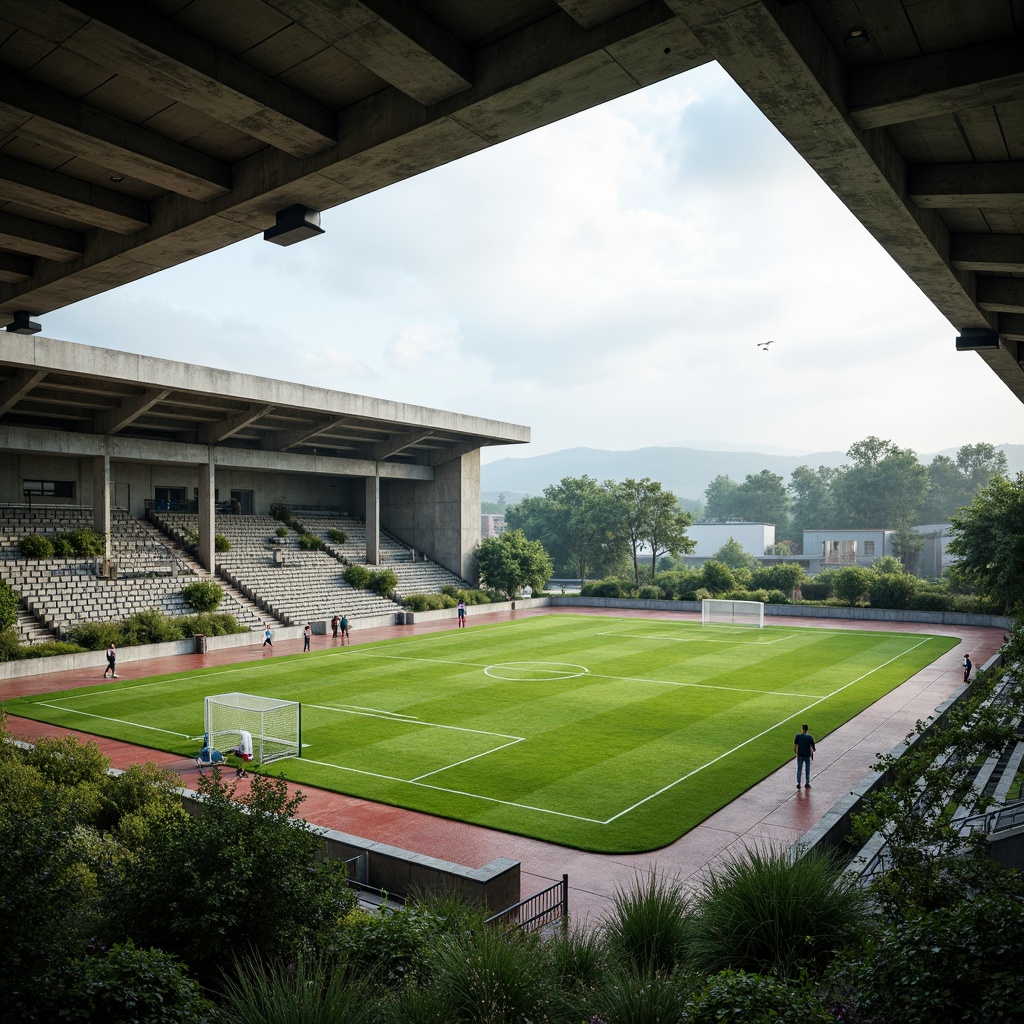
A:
0;627;85;662
181;579;224;613
603;870;693;974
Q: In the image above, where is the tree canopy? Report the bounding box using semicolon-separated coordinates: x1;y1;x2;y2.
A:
475;529;554;601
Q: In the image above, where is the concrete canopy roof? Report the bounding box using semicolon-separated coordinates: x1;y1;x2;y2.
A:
1;2;1023;401
0;334;529;464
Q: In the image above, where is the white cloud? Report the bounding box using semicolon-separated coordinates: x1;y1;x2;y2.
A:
44;62;1022;462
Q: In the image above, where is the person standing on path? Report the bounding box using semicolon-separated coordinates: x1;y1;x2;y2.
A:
794;724;815;789
457;599;466;628
340;614;350;643
303;623;312;651
331;614;340;639
963;653;972;682
103;641;117;678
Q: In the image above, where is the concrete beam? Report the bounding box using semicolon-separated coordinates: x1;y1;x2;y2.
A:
274;417;341;451
951;234;1024;273
0;212;83;261
0;368;46;416
0;68;231;201
0;253;32;284
369;429;433;460
977;279;1024;314
10;0;339;158
998;313;1024;340
557;1;640;31
263;0;473;105
426;439;486;467
908;163;1024;210
198;403;275;445
668;0;985;334
0;422;435;479
849;33;1024;130
94;388;173;435
0;153;150;233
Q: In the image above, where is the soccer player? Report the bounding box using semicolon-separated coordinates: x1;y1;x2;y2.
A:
794;724;816;789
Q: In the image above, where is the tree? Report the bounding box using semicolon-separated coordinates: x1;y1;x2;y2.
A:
703;475;740;520
920;443;1009;523
700;561;735;595
831;437;927;530
475;529;554;601
504;476;624;584
947;472;1024;613
832;566;871;606
787;465;837;549
712;537;758;571
733;469;790;528
608;478;692;589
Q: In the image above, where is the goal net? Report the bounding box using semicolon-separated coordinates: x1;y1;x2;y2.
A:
701;598;765;628
204;692;301;763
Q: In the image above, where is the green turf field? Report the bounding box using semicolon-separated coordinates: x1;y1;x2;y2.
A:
4;614;958;852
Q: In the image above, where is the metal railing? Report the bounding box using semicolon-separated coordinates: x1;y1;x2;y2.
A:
485;874;568;933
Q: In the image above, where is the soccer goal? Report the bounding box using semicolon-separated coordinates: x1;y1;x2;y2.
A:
701;598;765;628
204;692;301;763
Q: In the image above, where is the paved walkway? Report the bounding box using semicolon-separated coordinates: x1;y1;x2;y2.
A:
1;607;1002;927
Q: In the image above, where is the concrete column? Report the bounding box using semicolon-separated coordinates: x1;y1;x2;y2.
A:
197;457;216;571
91;454;111;565
365;467;380;565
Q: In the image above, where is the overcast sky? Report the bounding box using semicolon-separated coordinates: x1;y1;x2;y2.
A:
46;62;1022;464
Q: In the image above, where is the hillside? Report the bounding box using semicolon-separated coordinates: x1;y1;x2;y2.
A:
481;444;1024;504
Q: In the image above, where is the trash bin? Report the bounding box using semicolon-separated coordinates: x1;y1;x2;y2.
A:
273;548;284;566
396;611;406;625
194;634;208;655
107;560;118;581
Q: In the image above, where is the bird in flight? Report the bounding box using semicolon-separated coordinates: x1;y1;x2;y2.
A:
757;340;775;352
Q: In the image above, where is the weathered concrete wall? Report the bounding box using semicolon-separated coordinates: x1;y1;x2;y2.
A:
383;450;481;581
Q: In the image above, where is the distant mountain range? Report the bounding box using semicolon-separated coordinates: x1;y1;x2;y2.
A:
481;444;1024;506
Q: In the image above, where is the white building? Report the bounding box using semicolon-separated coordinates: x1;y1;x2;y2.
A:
688;522;776;558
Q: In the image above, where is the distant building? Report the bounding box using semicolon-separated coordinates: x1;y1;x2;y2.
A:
913;523;956;577
688;521;775;558
802;529;895;571
481;513;505;538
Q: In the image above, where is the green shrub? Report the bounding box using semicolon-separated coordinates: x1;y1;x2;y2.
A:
178;612;245;637
0;628;86;661
51;534;76;557
344;564;372;589
181;579;224;613
403;593;443;611
766;589;788;604
701;560;735;595
586;579;628;598
691;844;869;980
67;529;104;557
19;533;54;558
799;579;832;601
68;620;123;650
298;532;326;551
269;502;292;525
0;579;18;631
911;589;951;611
122;609;184;645
593;965;691;1024
214;533;230;552
637;584;662;600
688;970;834;1024
275;525;288;538
328;528;348;544
603;870;693;974
333;905;446;987
462;588;491;605
369;568;398;597
868;571;919;610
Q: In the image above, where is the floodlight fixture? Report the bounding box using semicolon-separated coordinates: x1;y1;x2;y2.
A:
263;205;325;246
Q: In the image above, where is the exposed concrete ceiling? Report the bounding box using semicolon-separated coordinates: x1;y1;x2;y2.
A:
0;335;530;465
1;1;1023;402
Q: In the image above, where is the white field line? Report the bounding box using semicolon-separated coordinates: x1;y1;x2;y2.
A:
32;700;192;739
598;630;799;646
332;704;419;719
601;634;935;824
302;702;522;742
410;738;525;781
297;755;604;823
585;671;825;700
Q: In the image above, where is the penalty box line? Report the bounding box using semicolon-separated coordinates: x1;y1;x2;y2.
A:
598;630;799;646
28;700;193;740
297;755;604;824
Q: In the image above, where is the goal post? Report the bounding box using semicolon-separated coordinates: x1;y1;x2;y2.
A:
204;692;301;763
701;598;765;628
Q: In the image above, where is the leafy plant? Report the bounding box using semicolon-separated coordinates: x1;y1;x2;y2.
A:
19;533;54;558
0;579;18;631
275;525;288;538
368;568;398;597
299;532;326;551
603;870;693;974
328;528;348;544
181;579;224;613
269;502;292;525
688;970;834;1024
343;564;372;589
214;533;231;552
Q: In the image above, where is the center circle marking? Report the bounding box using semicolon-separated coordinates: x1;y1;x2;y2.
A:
484;661;589;681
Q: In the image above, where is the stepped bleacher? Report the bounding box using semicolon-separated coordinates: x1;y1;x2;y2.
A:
149;512;404;626
0;505;267;642
294;513;472;597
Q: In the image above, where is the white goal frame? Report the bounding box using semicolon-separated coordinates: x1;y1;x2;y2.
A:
204;692;301;763
701;598;765;628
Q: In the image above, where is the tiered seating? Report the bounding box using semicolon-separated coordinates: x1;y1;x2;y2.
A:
150;513;400;626
0;504;266;640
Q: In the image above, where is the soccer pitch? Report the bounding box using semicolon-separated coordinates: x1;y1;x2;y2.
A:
5;614;958;852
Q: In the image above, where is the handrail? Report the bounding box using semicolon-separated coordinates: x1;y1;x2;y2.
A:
485;873;568;933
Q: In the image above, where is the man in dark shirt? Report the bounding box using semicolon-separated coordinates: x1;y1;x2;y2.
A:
794;724;816;789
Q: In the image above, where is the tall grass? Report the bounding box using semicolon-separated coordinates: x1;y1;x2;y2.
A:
603;870;694;974
690;844;870;979
218;955;378;1024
